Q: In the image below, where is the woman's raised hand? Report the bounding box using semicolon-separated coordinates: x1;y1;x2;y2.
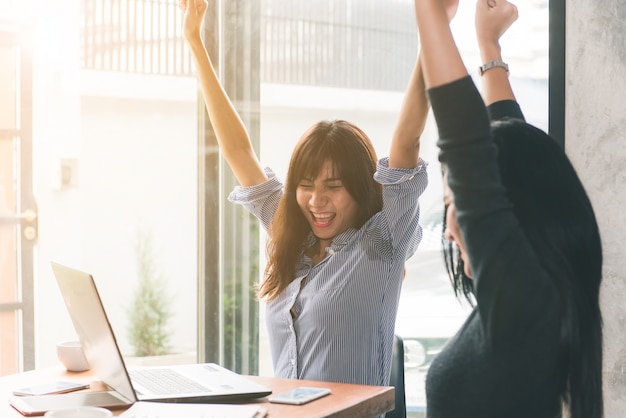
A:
475;0;518;105
180;0;208;42
475;0;518;46
413;0;468;89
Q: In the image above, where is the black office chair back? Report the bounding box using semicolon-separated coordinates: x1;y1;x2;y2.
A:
386;334;406;418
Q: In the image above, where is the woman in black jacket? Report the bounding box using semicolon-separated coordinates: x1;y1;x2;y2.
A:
414;0;604;417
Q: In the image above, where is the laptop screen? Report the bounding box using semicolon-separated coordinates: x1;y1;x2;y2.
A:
51;262;137;403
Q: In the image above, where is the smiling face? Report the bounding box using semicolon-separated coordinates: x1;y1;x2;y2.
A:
443;178;474;279
296;159;359;247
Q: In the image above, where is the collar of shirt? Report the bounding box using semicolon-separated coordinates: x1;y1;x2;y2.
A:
302;227;358;258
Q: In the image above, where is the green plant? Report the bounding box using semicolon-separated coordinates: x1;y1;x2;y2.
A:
126;229;173;357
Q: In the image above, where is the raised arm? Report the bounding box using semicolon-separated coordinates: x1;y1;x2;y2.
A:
181;0;267;187
413;0;467;90
389;2;461;169
475;0;519;105
388;54;428;169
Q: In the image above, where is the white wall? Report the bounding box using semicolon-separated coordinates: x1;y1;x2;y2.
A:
32;71;199;367
566;0;626;415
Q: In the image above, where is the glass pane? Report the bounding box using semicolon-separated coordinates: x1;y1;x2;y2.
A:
0;46;17;130
0;0;17;17
0;137;18;305
71;97;199;363
0;310;19;375
0;219;18;304
256;0;423;379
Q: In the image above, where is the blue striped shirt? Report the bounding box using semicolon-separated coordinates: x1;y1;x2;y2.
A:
228;157;428;386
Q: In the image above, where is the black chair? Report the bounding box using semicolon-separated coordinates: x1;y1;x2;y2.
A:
386;334;406;418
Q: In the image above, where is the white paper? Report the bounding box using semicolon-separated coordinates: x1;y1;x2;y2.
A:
118;401;267;418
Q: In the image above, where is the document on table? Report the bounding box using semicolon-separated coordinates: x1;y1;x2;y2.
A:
119;401;268;418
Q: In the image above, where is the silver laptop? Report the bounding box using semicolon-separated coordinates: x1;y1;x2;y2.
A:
9;262;272;416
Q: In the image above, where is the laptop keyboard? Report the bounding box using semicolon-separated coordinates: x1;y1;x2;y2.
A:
129;368;210;395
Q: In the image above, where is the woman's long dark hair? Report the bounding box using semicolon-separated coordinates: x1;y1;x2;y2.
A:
258;120;382;301
442;119;603;418
441;204;475;306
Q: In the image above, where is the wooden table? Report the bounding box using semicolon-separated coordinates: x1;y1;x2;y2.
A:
1;367;394;418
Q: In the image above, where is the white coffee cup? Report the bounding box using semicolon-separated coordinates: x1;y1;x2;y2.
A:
44;406;112;418
56;340;90;372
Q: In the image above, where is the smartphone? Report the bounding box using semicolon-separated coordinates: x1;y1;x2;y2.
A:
268;387;331;405
12;381;90;396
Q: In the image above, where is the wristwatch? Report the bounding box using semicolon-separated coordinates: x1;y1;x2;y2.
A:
479;60;509;76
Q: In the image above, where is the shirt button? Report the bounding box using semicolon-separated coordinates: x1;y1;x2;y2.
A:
288;325;293;331
290;359;296;366
328;248;335;255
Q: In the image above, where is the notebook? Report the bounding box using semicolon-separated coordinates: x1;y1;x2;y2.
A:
9;262;272;416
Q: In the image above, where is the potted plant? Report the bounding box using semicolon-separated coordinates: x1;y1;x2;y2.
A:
126;229;173;357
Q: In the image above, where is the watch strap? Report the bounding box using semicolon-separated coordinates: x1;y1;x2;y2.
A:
479;60;509;76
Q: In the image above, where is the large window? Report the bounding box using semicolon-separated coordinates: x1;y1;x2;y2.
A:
5;0;553;415
203;1;550;415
